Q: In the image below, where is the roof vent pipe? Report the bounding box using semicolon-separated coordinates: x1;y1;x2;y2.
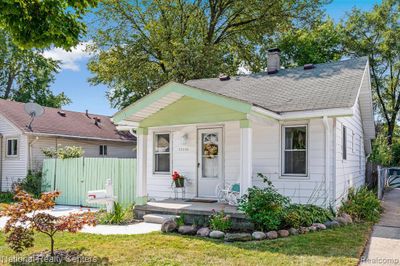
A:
267;48;281;74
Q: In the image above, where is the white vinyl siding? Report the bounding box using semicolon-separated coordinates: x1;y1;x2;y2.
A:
146;119;328;206
0;115;28;191
335;100;366;205
253;119;327;206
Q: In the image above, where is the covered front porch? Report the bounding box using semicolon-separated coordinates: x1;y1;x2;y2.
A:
113;82;263;205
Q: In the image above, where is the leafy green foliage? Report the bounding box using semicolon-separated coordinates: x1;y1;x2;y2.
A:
209;210;232;232
0;192;14;204
239;174;290;231
370;134;393;166
0;0;98;49
283;204;333;228
341;0;400;144
175;215;185;227
42;146;84;159
88;0;327;109
339;187;382;223
96;203;134;225
276;19;343;67
0;30;71;108
17;171;45;198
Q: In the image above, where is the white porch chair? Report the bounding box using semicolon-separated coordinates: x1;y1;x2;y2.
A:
215;183;241;206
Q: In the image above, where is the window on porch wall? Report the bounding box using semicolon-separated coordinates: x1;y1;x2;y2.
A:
154;133;171;173
282;126;307;175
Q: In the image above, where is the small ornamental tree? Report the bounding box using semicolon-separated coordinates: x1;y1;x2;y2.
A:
0;188;96;256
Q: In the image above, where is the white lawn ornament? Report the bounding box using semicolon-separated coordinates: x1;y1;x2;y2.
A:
87;179;117;213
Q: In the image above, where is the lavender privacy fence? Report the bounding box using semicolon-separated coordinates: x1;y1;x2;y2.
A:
42;158;136;207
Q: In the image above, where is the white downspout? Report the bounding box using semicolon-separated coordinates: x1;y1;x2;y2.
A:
29;136;39;171
322;116;331;208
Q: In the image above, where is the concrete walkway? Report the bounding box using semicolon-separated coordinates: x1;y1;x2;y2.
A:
361;188;400;265
0;205;161;235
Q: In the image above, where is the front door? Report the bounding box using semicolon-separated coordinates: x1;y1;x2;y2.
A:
197;128;223;198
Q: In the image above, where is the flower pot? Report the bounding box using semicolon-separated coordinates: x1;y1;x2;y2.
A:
175;178;185;188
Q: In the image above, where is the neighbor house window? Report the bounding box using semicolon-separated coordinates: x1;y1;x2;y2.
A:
342;126;347;160
154;133;171;173
99;145;108;156
282;126;307;175
6;139;18;157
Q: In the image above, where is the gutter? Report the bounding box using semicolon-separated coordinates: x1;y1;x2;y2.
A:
23;132;135;143
251;106;354;121
322;116;331;207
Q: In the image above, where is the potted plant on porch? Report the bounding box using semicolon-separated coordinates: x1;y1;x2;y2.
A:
172;171;185;188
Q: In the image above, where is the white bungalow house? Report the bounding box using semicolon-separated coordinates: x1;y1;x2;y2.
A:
114;52;375;208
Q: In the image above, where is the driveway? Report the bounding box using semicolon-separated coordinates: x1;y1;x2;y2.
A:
0;205;161;235
361;188;400;265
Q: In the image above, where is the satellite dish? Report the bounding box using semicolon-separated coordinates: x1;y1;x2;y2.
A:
24;102;45;130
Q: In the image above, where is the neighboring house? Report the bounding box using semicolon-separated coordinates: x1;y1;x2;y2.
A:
113;51;375;207
0;99;136;191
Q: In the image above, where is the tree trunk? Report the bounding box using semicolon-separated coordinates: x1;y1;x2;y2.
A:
50;236;54;256
4;72;14;99
387;121;395;146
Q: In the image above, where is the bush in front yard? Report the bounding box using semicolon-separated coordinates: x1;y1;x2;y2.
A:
0;192;14;203
283;204;333;228
16;171;45;198
209;210;232;232
339;186;382;223
239;174;290;231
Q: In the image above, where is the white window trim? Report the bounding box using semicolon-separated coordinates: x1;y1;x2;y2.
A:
153;132;172;175
99;145;108;156
342;125;347;160
6;137;19;158
281;125;308;177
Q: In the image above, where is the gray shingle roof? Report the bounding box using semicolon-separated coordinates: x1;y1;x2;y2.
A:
185;57;368;113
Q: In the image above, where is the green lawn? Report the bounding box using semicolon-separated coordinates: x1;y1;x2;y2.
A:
0;223;371;266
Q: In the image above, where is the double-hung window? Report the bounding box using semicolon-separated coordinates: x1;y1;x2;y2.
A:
99;145;108;156
7;139;18;157
282;126;307;176
154;133;171;174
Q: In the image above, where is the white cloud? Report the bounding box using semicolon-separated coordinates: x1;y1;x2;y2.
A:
42;42;93;71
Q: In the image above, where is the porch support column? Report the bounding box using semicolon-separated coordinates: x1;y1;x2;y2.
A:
136;127;148;205
240;120;253;196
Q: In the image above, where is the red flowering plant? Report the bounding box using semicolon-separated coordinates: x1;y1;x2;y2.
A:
172;171;185;188
0;187;96;256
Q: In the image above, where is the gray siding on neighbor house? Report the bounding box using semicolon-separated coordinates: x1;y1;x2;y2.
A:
0;115;28;191
28;136;136;172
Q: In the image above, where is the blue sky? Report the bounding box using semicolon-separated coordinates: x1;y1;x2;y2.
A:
48;0;381;116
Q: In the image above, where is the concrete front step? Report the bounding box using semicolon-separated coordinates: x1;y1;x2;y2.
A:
143;214;179;224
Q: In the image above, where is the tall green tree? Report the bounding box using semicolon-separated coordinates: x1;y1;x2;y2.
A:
341;0;399;144
275;18;343;67
88;0;329;109
0;31;71;108
0;0;98;49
